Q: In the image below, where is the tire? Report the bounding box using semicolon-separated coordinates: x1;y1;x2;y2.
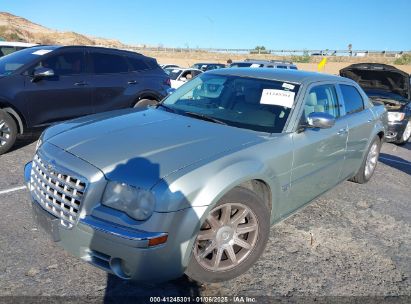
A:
349;136;381;184
395;120;411;145
0;110;18;155
133;99;158;108
185;186;270;283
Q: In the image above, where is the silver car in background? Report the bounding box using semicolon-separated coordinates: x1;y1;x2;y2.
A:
24;68;386;283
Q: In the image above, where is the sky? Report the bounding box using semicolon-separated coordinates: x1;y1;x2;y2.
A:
2;0;410;51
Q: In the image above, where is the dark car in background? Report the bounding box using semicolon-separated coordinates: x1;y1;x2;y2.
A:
0;45;170;154
191;63;226;71
340;63;411;144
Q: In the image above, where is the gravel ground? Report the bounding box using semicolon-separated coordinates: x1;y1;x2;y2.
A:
0;135;410;303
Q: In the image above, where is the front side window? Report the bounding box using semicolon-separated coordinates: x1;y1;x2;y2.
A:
35;51;85;76
304;85;340;119
340;84;364;114
162;74;300;133
91;52;128;74
0;48;54;76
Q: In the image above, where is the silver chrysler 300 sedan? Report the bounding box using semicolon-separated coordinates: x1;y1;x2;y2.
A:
24;68;387;283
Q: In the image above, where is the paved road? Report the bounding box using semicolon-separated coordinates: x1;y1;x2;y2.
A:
0;134;410;302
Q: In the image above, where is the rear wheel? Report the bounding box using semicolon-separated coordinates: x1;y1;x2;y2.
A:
395;120;411;145
349;136;381;184
0;110;18;155
185;186;270;283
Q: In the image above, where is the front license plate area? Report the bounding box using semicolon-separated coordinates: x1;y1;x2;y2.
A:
31;202;61;242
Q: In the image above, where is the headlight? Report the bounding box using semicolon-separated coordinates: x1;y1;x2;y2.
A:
102;181;156;221
35;133;44;152
387;112;405;122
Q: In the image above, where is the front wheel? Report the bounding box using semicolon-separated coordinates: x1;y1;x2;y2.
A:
395;120;411;145
349;136;381;184
0;110;18;155
133;99;158;108
185;186;270;283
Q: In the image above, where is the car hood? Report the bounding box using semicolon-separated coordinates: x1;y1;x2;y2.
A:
340;63;411;99
45;108;263;189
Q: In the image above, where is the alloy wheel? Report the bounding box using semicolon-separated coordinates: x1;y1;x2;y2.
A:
0;119;11;147
194;203;259;272
364;141;378;179
402;121;411;142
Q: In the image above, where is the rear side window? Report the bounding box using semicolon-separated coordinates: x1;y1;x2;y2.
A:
128;56;150;71
340;84;364;114
91;52;128;74
35;51;85;75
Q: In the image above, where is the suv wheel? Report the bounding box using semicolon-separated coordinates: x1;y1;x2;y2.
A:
134;99;158;108
349;136;381;184
395;120;411;145
0;110;18;155
185;186;270;283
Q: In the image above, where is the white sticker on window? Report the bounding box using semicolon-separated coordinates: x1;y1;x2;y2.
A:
282;82;295;90
250;63;261;68
260;89;295;108
201;65;207;69
172;69;180;73
32;50;53;56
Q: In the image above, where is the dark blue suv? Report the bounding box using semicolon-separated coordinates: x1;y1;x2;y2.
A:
0;45;170;154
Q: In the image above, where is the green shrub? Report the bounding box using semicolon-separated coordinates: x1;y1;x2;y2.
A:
394;53;411;65
290;50;310;63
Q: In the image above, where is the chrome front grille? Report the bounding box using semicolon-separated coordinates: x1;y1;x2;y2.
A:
30;154;87;228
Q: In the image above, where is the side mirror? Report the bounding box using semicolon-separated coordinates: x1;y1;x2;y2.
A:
32;67;54;81
307;112;336;129
179;77;187;82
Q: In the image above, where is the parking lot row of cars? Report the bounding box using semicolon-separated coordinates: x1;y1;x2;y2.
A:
0;42;410;285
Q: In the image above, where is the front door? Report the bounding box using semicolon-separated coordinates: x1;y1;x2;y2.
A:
283;84;348;216
23;49;92;127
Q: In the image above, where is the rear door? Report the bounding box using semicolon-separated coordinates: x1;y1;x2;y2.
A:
87;49;136;113
23;48;93;127
337;84;376;180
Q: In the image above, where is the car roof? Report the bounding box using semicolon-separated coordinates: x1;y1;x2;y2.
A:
0;41;38;47
166;67;202;72
208;68;349;85
28;45;144;56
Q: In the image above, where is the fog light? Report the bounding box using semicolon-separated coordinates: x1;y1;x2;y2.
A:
109;258;131;280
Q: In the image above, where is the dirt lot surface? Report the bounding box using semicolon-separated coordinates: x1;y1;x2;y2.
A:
0;134;410;303
149;52;411;75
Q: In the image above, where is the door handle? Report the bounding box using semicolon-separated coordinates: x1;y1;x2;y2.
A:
337;128;348;135
127;80;138;85
74;81;88;86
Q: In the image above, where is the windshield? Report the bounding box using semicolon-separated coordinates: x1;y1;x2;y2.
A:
165;68;182;80
0;47;53;76
162;73;299;133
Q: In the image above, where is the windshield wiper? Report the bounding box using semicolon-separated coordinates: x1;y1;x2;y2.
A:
156;103;176;112
184;111;227;125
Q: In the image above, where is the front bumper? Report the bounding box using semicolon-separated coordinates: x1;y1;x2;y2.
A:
25;160;206;282
384;120;408;142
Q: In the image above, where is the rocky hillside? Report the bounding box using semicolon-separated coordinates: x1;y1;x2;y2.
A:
0;12;127;47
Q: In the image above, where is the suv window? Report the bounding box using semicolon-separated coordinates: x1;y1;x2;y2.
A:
276;65;288;69
340;84;364;114
35;51;85;76
127;56;150;71
304;85;340;119
91;52;129;74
